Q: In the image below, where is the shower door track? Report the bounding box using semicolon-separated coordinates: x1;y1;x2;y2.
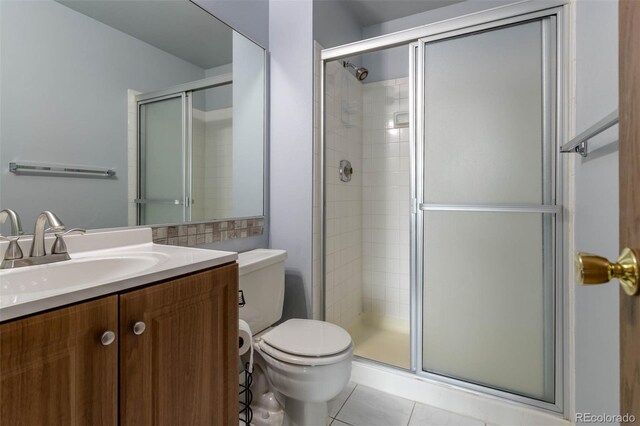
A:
319;0;568;416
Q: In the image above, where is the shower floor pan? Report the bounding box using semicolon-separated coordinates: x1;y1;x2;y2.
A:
347;313;410;369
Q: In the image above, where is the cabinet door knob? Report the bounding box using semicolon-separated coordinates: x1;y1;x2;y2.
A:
101;331;116;346
133;321;146;335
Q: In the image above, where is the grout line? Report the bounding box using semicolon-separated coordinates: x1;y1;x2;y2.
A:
333;383;359;421
332;418;356;426
406;402;417;426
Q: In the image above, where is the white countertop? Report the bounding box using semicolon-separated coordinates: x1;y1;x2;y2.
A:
0;228;237;321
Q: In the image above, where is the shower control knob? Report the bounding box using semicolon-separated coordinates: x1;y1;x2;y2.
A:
133;321;146;335
339;160;353;182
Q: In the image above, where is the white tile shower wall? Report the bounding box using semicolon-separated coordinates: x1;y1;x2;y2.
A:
324;60;364;330
191;109;206;221
361;78;411;320
203;108;233;219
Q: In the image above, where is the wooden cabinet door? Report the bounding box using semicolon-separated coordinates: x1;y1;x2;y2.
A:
120;264;239;426
0;296;119;426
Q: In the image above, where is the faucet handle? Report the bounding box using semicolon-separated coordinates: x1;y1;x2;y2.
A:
52;228;86;255
0;235;24;260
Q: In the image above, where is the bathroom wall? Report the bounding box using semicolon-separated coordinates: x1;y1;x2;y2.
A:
572;0;619;419
324;61;364;329
270;0;314;320
232;32;265;219
313;0;362;49
194;0;269;48
361;78;411;320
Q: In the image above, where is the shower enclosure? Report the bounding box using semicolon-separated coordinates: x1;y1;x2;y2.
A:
136;75;233;225
319;2;566;413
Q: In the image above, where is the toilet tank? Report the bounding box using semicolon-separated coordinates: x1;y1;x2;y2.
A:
237;249;287;334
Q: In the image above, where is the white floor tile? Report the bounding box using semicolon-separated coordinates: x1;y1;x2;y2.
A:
329;381;357;417
408;403;484;426
331;420;353;426
336;385;415;426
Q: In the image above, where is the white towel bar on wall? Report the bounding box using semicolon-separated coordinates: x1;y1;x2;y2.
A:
560;110;619;157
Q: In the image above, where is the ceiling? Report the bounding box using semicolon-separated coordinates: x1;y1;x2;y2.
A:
57;0;233;70
342;0;467;27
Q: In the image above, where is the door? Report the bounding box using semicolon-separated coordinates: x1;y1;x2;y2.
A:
119;264;239;425
415;15;560;408
137;94;188;225
0;296;118;425
619;0;639;417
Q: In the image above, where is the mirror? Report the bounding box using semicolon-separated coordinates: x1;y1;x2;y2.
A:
0;0;266;234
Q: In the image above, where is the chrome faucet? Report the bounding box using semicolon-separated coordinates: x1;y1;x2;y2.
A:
29;211;65;257
1;211;85;269
0;208;23;236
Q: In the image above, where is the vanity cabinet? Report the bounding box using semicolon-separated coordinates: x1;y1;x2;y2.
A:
0;263;238;426
120;264;239;425
0;296;119;425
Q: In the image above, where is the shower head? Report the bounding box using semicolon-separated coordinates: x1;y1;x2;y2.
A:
343;61;368;81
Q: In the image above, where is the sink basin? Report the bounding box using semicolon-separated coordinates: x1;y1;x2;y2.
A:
0;228;237;321
0;252;169;306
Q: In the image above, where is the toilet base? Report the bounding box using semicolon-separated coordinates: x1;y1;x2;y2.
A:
282;398;327;426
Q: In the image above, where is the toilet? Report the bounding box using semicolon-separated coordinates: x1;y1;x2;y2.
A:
238;249;353;426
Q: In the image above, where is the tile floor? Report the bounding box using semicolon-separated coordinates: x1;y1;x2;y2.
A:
328;383;485;426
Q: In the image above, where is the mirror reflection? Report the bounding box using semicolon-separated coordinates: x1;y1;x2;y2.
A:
0;0;265;234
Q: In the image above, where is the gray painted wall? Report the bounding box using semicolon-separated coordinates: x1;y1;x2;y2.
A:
205;64;233;110
573;0;619;419
232;32;265;218
269;0;314;319
0;0;204;231
313;0;362;49
194;0;269;48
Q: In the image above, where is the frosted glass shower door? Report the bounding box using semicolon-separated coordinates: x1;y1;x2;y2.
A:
138;95;186;225
419;19;558;403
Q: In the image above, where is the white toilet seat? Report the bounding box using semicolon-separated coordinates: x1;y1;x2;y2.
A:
255;319;353;366
258;339;353;366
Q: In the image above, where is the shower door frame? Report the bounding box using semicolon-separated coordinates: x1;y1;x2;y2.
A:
319;0;569;415
135;74;232;225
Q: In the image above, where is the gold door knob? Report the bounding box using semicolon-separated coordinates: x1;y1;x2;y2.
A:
576;248;639;296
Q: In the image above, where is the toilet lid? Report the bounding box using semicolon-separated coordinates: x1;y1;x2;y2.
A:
258;340;352;366
261;319;352;357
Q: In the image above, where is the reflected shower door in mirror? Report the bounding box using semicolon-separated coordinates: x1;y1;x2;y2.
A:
137;95;186;225
0;0;266;233
135;78;237;226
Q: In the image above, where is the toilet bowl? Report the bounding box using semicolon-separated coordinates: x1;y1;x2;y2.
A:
238;249;353;426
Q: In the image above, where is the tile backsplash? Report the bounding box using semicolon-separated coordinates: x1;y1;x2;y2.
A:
151;218;264;247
